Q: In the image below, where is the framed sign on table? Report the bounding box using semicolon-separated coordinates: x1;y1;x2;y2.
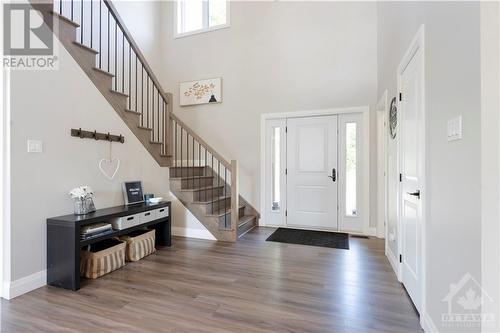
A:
122;181;144;205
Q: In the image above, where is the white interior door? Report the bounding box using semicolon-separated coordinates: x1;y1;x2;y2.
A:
286;116;338;229
399;45;423;312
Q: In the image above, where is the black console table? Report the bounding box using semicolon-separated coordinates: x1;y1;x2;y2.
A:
47;201;171;291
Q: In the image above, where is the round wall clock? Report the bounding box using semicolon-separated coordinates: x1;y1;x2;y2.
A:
389;97;397;139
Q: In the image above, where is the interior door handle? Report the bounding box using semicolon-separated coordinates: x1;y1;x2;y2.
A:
328;168;336;182
407;190;420;199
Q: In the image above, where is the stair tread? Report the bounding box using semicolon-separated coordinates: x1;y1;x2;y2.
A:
238;215;256;228
170;166;206;169
93;67;114;77
138;126;153;131
171;175;214;180
110;89;129;97
161;153;174;158
207;204;245;217
51;11;80;28
124;108;141;115
179;185;224;192
193;196;230;205
72;41;99;54
150;141;163;145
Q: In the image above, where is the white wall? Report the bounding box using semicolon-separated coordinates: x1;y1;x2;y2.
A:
113;0;163;77
378;2;482;331
158;1;378;226
480;2;500;332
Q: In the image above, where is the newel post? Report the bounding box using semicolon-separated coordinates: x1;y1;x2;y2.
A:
231;160;239;239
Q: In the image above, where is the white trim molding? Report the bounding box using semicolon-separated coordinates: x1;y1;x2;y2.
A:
385;244;399;280
172;226;216;240
260;106;370;235
480;2;500;332
421;312;440;333
3;270;46;300
377;90;388;240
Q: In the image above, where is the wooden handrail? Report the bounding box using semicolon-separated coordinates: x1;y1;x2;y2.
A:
103;0;170;106
170;112;231;169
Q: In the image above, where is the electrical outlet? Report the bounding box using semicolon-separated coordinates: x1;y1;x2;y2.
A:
27;139;43;153
447;116;462;141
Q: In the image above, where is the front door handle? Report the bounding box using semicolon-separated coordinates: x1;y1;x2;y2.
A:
407;190;420;199
328;168;336;182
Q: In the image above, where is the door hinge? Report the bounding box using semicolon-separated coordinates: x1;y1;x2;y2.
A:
285;210;288;217
399;254;402;263
285;126;288;133
399;92;402;101
285;168;288;175
399;173;402;182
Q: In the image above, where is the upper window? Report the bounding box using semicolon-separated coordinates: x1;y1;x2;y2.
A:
175;0;229;38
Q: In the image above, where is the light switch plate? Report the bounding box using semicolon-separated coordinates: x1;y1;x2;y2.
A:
447;116;462;141
27;139;43;153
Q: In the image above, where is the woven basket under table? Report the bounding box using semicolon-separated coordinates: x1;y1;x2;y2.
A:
80;239;126;279
120;229;156;262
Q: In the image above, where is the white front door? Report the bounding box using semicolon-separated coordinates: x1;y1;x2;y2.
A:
399;43;424;312
286;116;338;229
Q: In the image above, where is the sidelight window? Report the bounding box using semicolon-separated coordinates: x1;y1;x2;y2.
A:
271;127;281;211
345;122;357;217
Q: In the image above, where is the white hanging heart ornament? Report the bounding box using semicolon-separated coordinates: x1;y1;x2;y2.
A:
98;158;120;180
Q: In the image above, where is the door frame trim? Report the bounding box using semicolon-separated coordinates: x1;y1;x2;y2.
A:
260;106;370;235
377;90;388;240
396;25;426;315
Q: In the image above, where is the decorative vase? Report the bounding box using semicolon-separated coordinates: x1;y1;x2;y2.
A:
74;197;96;215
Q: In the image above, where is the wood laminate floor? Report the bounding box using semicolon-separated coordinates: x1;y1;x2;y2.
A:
0;227;422;332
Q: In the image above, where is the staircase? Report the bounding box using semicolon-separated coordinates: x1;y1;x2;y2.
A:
31;0;258;241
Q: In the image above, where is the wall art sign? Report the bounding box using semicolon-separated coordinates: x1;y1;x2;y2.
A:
180;77;222;106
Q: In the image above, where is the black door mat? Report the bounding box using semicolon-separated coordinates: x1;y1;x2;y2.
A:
266;228;349;250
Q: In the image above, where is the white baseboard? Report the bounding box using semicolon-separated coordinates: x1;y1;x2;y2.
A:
366;227;377;236
3;270;46;300
386;246;399;280
421;311;439;333
172;226;216;240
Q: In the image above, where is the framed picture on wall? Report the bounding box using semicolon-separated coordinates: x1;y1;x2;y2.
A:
122;181;144;205
179;77;222;106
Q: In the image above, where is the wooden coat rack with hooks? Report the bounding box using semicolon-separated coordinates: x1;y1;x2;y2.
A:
70;128;125;143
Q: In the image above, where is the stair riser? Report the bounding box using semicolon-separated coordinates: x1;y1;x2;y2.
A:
192;188;224;202
238;218;257;238
170;167;207;178
180;177;214;189
205;198;232;215
217;207;245;229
